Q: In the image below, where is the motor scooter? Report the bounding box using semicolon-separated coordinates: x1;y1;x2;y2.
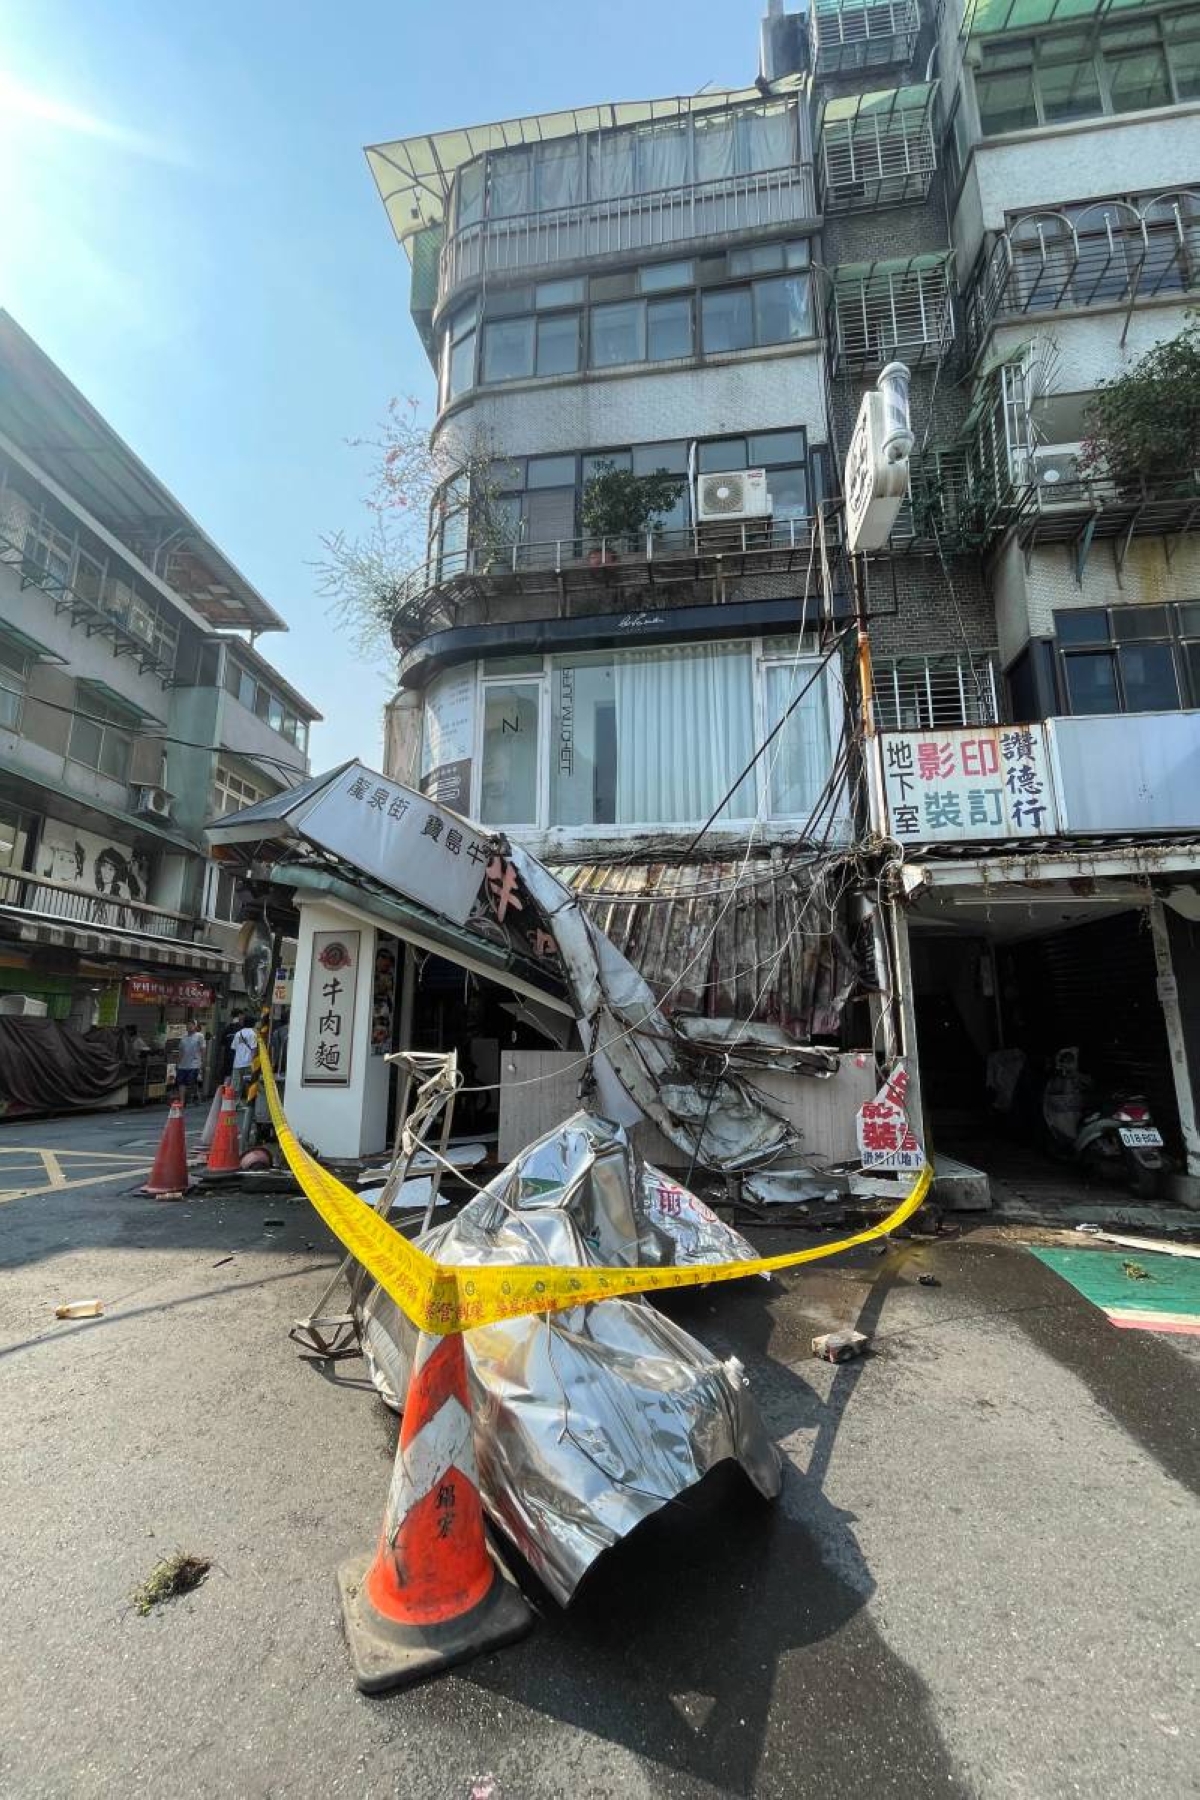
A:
1041;1047;1165;1199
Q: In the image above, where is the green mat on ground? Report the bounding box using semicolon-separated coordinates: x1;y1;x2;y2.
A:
1031;1246;1200;1334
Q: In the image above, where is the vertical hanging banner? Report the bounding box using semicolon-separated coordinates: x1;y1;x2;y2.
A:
370;937;399;1056
301;930;360;1086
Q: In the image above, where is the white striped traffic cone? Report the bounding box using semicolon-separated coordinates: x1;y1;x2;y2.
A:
337;1330;532;1692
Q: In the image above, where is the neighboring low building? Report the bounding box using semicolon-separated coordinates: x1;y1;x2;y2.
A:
0;312;320;1050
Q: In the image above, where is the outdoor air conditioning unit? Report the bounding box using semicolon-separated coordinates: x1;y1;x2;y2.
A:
1030;443;1085;504
696;467;772;522
133;784;174;821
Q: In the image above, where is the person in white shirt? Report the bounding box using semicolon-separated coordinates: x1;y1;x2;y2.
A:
175;1021;206;1105
231;1020;259;1097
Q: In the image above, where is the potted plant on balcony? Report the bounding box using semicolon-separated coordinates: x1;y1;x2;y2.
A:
581;461;686;566
1079;314;1200;500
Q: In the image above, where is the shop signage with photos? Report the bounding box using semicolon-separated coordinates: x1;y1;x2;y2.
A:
370;937;399;1057
301;930;360;1085
298;762;490;927
125;975;216;1008
881;724;1059;844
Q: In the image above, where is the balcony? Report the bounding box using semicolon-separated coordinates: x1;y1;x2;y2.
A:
0;869;196;945
962;191;1200;366
809;0;921;76
819;83;938;214
390;514;842;647
438;163;818;299
827;253;956;374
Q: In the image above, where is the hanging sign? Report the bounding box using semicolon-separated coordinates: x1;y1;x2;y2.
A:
419;669;474;811
301;931;360;1086
856;1062;924;1172
124;975;216;1008
882;724;1058;843
298;763;489;927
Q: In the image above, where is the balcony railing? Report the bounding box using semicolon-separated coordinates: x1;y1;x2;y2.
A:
0;521;178;684
438;163;818;298
0;870;196;942
963;192;1200;365
828;254;956;373
391;513;842;646
810;0;921;76
820;84;938;213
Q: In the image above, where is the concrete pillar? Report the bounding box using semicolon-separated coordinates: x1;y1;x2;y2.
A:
1149;898;1200;1195
287;898;393;1159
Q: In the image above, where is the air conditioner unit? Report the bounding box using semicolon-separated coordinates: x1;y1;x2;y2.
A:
1030;443;1085;503
133;784;174;820
696;467;772;522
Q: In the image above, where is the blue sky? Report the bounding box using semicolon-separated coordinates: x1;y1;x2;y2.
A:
1;0;762;769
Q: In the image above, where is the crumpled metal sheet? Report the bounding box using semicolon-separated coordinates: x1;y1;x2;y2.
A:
353;1112;781;1606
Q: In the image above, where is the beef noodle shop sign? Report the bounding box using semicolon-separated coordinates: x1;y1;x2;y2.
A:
881;725;1059;844
301;931;360;1086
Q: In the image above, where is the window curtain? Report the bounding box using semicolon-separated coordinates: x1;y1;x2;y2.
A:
740;103;794;172
456;159;485;226
694;114;736;183
614;644;755;823
490;149;532;218
537;139;583;211
589;129;635;199
638;121;689;191
764;663;832;821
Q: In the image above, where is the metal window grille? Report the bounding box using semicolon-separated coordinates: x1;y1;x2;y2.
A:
873;653;1000;730
809;0;921;76
820;88;937;212
830;258;955;372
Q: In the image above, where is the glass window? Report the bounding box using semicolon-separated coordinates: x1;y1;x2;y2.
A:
99;726;130;780
765;464;809;521
1063;651;1119;714
254;684;270;721
67;701;132;783
749;430;806;466
480;681;540;825
535;277;585;309
590;300;645;367
729;244;785;276
268;697;285;732
1167;12;1200;99
1055;608;1109;646
1112;606;1170;641
482;317;535;382
1106;44;1172;112
698;438;748;473
764;659;831;820
0;642;28;731
1039;54;1103;122
701;287;753;353
753;273;811;343
1183;641;1200;706
549;655;618;826
68;714;103;768
490;148;532;218
0;803;32;873
785;240;811;269
1119;642;1178;711
535;138;583;211
238;668;257;711
1177;601;1200;636
448;327;476;398
639;260;694;293
582;450;631;486
527;455;576;489
536;312;580;376
631;441;688;476
456;158;484;227
486;286;534;318
977;71;1040;134
647;296;692;361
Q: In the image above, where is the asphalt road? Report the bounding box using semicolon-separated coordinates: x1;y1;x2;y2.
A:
1;1108;1197;1799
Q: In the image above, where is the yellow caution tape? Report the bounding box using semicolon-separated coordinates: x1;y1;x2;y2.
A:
257;1038;932;1335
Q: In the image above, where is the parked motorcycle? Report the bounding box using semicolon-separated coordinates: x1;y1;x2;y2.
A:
1041;1047;1165;1199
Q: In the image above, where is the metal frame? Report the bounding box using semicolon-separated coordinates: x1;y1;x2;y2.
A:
820;84;938;213
827;256;956;374
809;0;921;75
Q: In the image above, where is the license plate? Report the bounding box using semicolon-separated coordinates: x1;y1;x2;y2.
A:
1120;1127;1162;1148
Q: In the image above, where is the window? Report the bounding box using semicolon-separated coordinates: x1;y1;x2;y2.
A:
22;517;73;591
0;641;28;732
752;274;811;344
205;864;240;922
638;260;695;293
444;302;477;402
1054;604;1200;714
0;803;33;875
697;430;812;536
67;695;134;782
213;764;264;816
536;312;581;375
481;680;541;824
976;10;1197;135
535;277;585;308
763;654;831;821
647;296;692;360
482;316;535;382
223;657;306;743
702;286;754;352
591;300;645;367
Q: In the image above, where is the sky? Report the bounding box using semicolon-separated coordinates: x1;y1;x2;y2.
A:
0;0;765;771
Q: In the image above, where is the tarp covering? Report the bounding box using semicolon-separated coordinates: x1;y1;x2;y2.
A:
0;1019;133;1118
353;1112;781;1604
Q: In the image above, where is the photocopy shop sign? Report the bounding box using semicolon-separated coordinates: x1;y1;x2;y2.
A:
298;763;490;926
881;725;1058;844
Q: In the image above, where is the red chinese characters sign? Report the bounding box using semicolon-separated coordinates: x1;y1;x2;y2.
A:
124;975;216;1008
882;725;1059;843
856;1063;924;1173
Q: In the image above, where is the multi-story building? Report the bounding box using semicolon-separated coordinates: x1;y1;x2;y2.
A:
0;312;320;1051
364;0;1200;1201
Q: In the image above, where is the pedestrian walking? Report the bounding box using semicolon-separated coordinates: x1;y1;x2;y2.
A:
230;1017;259;1097
175;1020;206;1106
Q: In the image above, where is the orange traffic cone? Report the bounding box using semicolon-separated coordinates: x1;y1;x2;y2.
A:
198;1084;223;1152
140;1095;191;1199
206;1085;241;1173
337;1330;532;1693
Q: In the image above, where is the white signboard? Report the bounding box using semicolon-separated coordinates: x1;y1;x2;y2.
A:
299;763;490;927
420;669;474;810
301;929;360;1085
882;725;1058;844
856;1063;924;1172
845;390;910;553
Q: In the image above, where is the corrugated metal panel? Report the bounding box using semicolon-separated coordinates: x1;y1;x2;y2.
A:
553;858;855;1040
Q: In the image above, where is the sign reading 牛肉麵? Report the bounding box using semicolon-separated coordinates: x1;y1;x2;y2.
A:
301;930;360;1086
881;725;1058;844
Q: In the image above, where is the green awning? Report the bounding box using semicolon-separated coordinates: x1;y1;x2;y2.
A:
822;82;937;125
833;251;952;285
75;678;163;727
966;0;1151;35
0;620;66;664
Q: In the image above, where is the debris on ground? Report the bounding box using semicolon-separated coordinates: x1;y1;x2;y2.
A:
55;1299;103;1319
812;1329;870;1363
918;1273;941;1288
212;1256;235;1268
131;1552;211;1615
263;1219;285;1231
1123;1261;1151;1282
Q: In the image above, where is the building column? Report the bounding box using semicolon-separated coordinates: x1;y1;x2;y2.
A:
1150;897;1200;1193
287;898;392;1159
